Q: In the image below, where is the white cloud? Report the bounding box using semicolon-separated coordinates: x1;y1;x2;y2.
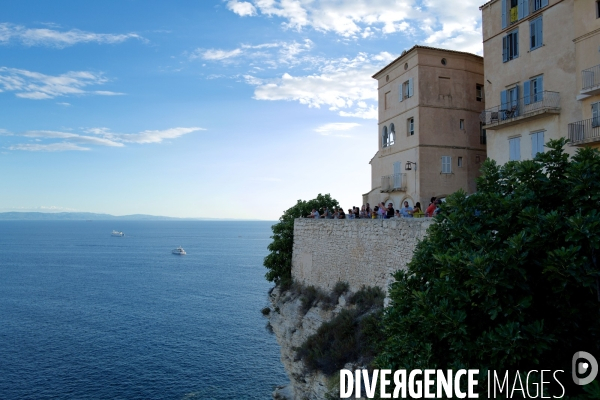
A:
99;127;205;144
247;52;394;119
0;67;118;100
0;23;144;48
198;48;243;61
226;0;258;16
224;0;483;53
57;102;71;106
22;130;124;147
9;143;91;151
6;127;204;152
315;122;361;134
191;39;314;66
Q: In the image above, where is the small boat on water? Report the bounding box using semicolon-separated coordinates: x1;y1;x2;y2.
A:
172;246;186;255
111;230;124;237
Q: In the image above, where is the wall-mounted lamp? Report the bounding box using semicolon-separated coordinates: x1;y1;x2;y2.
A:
405;161;417;171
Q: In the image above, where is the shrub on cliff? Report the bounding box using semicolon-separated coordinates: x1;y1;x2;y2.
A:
377;139;600;396
264;193;339;288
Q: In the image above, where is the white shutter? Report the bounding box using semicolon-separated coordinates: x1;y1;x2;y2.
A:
408;78;414;98
399;83;403;102
442;156;451;173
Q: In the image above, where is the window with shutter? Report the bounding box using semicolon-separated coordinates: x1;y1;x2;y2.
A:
480;123;487;145
531;131;544;158
593;102;600;127
503;30;519;62
441;156;451;174
530;17;543;50
509;137;521;161
407;118;415;136
382;126;388;148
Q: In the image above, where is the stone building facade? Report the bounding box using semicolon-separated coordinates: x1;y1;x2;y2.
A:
363;46;487;209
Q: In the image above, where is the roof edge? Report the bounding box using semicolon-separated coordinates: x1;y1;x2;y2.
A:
371;45;483;79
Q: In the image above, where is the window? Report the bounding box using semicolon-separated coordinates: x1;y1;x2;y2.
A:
442;156;451;174
501;86;520;119
408;118;414;136
382;126;388;148
533;0;549;12
399;78;414;101
476;84;484;102
509;137;521;161
480;123;487;145
597;1;600;18
531;131;544;158
502;29;519;62
389;123;395;145
459;119;465;130
530;16;543;50
458;157;463;167
524;75;543;105
593;102;600;128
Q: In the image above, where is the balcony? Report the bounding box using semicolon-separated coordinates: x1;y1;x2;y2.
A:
568;118;600;146
581;64;600;97
479;91;560;129
381;173;407;193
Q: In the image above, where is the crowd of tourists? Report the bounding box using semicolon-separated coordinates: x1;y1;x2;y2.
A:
306;197;443;220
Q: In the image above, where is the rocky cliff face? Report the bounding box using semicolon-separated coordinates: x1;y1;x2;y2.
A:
268;286;346;400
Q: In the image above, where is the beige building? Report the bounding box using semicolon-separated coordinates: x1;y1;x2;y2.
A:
479;0;600;162
363;46;487;209
570;0;600;149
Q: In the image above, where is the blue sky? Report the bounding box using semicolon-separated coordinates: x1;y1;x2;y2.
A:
0;0;483;219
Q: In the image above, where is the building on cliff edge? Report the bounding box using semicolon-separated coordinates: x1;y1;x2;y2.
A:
363;46;487;209
479;0;600;162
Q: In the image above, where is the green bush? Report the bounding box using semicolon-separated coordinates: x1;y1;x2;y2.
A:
349;286;385;313
296;286;386;376
332;281;350;298
377;139;600;397
297;309;385;376
264;194;339;287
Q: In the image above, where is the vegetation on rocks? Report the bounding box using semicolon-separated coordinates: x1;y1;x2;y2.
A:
264;193;339;288
377;139;600;397
296;286;385;376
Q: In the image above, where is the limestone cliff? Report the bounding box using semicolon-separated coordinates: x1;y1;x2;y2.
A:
268;285;374;400
268;285;336;399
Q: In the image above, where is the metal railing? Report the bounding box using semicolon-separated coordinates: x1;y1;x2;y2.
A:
582;64;600;91
381;173;407;192
479;91;560;126
568;118;600;145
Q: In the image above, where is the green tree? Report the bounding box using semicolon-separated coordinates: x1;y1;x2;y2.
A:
264;193;339;287
377;139;600;396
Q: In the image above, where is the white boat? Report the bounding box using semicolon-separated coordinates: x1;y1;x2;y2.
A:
172;246;186;255
111;230;124;237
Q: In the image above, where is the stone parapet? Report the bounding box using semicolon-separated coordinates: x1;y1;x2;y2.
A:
292;218;432;294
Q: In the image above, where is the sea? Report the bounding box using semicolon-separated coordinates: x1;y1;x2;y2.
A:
0;221;288;400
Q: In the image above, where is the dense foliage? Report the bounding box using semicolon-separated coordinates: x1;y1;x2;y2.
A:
264;193;339;287
377;139;600;396
296;286;385;375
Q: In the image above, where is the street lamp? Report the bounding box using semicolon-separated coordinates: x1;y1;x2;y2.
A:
405;161;417;171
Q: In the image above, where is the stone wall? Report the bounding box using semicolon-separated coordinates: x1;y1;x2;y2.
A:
292;218;432;294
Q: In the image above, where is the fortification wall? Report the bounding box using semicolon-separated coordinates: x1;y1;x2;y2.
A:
291;218;432;293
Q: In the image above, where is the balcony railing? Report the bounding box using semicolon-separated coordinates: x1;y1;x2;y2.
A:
479;91;560;127
381;173;406;192
568;117;600;145
582;64;600;91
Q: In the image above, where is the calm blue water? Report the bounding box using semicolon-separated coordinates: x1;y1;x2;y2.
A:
0;221;287;400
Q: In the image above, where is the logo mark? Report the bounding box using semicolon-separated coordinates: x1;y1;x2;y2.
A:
572;351;598;385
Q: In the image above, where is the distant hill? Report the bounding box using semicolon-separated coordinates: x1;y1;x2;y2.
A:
0;212;201;221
